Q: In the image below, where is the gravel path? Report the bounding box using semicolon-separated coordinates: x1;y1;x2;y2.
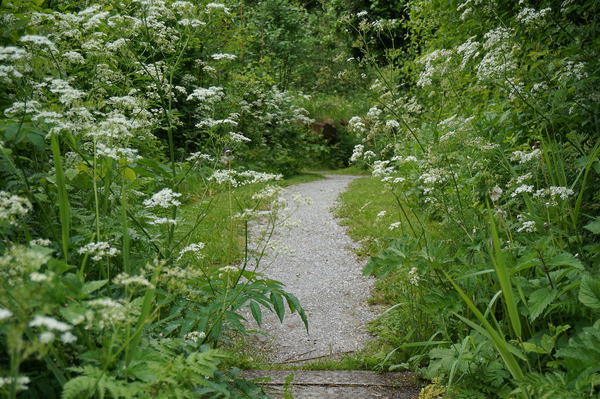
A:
244;175;378;363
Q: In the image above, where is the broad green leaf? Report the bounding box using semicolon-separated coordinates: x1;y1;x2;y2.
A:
547;253;584;270
584;218;600;235
123;167;136;182
528;287;558;321
78;279;108;298
579;276;600;309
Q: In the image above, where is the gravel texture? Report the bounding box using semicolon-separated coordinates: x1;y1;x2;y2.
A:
242;175;378;363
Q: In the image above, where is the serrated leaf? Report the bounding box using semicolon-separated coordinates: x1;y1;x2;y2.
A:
579;276;600;309
528;287;558;321
547;252;584;270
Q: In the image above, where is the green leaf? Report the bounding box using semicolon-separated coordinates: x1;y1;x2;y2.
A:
123;167;136;182
522;342;548;354
528;287;559;321
579;276;600;309
51;133;70;263
78;279;108;298
270;292;285;322
547;253;584;270
584;218;600;235
250;301;262;327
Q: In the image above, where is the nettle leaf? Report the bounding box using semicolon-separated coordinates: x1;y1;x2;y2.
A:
547;253;584;271
579;276;600;309
528;287;559;321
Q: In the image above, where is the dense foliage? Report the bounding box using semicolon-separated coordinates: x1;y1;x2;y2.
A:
345;0;600;397
2;0;600;396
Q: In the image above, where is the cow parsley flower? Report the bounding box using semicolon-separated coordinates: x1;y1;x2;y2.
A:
0;376;30;391
78;241;120;261
0;191;32;226
389;222;401;230
0;308;13;320
39;331;55;343
60;331;77;344
29;316;72;332
177;242;205;261
143;188;182;208
211;53;236;61
230;132;251;142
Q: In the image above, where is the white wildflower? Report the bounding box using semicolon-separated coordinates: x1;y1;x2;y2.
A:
30;238;52;247
29;316;71;332
511;149;541;164
230;132;251;143
511;184;534;198
39;331;55;343
211;53;236;61
177;242;205;261
29;272;48;282
389;222;401;230
0;308;13;320
78;241;120;261
143;188;182;208
0;191;32;226
184;331;206;342
60;331;77;344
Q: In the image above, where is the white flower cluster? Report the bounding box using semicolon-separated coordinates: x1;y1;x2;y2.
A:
408;267;419;286
114;272;154;288
372;160;395;177
252;185;285;200
96;143;142;163
211;53;236;61
186;152;214;162
186;86;223;102
177;242;205;261
229;132;251;143
533;186;575;200
350;144;364;163
417;49;453;87
511;184;534;197
208;170;282;187
0;191;32;226
206;3;230;13
516;215;536;233
477;27;518;81
184;331;206;342
389;222;401;230
78;241;120;261
511;149;541;164
0;376;30;391
0;307;13;320
516;7;552;25
29;315;77;344
143;188;182;208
